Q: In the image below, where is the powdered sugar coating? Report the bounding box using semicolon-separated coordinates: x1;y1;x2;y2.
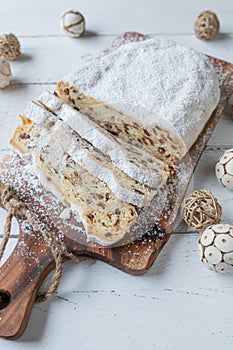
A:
63;37;220;150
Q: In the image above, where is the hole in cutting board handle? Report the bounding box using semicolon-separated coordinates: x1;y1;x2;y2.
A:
0;290;11;310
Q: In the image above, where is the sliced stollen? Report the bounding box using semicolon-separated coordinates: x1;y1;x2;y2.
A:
10;105;59;158
38;91;170;188
11;99;156;207
10;115;167;246
56;37;220;163
10;102;58;157
56;84;182;163
31;134;138;245
10;115;34;155
51;122;156;207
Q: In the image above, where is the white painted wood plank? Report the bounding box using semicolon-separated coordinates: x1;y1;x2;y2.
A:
0;236;233;349
208;98;233;147
0;0;233;36
8;36;110;84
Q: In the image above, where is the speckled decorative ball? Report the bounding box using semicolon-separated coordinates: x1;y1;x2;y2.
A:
194;10;220;41
0;58;12;88
0;33;21;61
215;149;233;190
199;224;233;273
61;10;85;37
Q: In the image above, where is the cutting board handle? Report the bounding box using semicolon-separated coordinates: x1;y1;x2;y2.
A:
0;224;55;339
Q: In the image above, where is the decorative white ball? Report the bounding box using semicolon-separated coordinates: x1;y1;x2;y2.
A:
61;10;85;37
199;224;233;273
215;149;233;190
0;57;11;88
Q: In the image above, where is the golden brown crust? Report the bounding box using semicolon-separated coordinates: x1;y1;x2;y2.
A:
10;116;33;155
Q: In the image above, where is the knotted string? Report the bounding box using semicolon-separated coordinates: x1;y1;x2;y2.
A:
0;181;90;303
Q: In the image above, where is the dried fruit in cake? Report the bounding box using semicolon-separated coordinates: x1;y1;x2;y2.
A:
11;97;161;207
11;119;138;245
38;91;170;188
33;135;138;245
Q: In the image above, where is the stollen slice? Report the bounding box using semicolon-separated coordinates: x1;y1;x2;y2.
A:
50;121;157;207
38;91;170;188
56;83;182;163
11;106;156;207
16;128;138;245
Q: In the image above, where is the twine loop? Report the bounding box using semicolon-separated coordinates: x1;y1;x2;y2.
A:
1;186;27;221
0;182;90;303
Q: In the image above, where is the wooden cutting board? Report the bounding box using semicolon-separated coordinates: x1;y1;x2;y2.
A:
0;33;233;339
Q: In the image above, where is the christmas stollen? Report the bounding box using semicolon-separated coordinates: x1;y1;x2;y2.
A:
38;91;169;188
32;134;137;244
11;99;157;207
10;117;138;245
9;35;221;246
56;37;220;163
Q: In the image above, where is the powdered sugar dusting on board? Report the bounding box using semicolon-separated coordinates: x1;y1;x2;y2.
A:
64;37;220;150
210;56;233;96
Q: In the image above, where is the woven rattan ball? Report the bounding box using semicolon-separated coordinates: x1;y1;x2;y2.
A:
0;33;21;61
181;190;222;232
194;10;220;41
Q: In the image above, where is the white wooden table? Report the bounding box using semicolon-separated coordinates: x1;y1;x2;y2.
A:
0;0;233;349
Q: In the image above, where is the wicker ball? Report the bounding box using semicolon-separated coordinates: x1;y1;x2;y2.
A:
181;190;222;232
0;33;21;61
194;10;220;41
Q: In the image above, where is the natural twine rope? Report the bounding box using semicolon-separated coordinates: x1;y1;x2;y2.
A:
0;182;90;303
181;189;222;233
